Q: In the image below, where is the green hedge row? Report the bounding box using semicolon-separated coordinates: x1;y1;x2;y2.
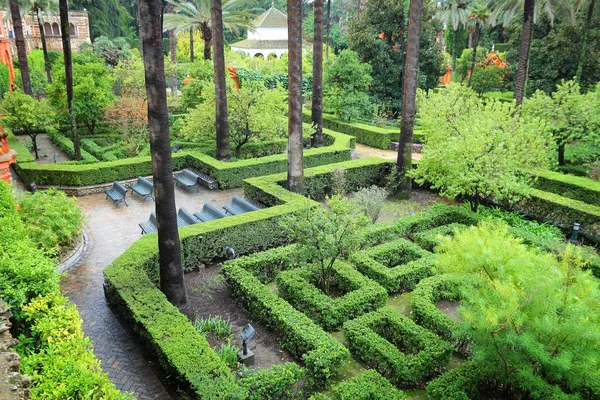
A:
276;261;387;331
224;244;300;283
412;223;466;252
47;131;98;163
303;111;425;149
103;159;390;397
410;274;469;348
309;370;408;400
14;129;354;188
7;132;35;164
222;263;349;389
0;181;129;399
239;363;305;399
343;307;452;387
81;138;118;161
426;362;479;400
530;168;600;206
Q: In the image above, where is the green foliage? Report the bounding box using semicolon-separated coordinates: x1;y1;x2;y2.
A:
455;46;487;82
351;185;389;223
343;307;453;387
17;189;84;256
327;370;407;400
46;131;98;162
0;91;54;134
112;50;146;97
239;363;305;399
236;67;313;94
193;315;233;339
276;261;387;331
180;59;214;109
279;195;370;294
81;36;132;67
433;221;600;398
71;0;135;40
410;84;553;212
180;83;287;157
224;244;300;283
0;63;10;98
471;65;504;95
426;362;479;400
323;49;373;121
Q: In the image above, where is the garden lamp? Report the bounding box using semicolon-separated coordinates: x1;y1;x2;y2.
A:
240;324;255;356
569;222;581;244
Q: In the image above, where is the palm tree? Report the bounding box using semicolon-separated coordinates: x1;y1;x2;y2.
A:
58;0;81;160
212;0;231;160
163;0;252;61
431;0;471;80
575;0;596;84
287;0;304;193
311;0;324;147
396;0;423;195
9;0;32;94
167;2;178;95
491;0;573;105
22;0;56;84
466;3;490;87
325;0;331;59
138;0;187;307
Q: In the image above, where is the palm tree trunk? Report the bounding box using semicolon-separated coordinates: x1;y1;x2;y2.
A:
168;3;177;96
212;0;231;161
59;0;81;160
202;23;212;60
35;8;53;83
325;0;331;59
138;0;187;307
287;0;305;193
311;0;324;147
514;0;535;106
396;0;423;196
467;22;481;87
9;0;32;95
575;0;595;85
451;28;459;80
190;27;195;62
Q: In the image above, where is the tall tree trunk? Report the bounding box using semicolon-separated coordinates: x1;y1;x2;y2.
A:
287;0;304;193
212;0;231;161
575;0;595;85
396;0;423;195
139;0;187;307
202;23;212;60
467;22;480;87
311;0;324;147
190;27;195;62
168;3;178;96
467;30;473;48
9;0;32;95
451;28;458;80
514;0;534;106
59;0;81;160
325;0;331;59
558;142;565;166
35;8;52;83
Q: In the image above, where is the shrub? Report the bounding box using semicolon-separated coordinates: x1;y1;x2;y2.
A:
426;363;479;400
309;370;408;400
412;223;466;252
224;244;301;283
239;363;305;399
105;96;149;157
343;307;452;387
351;185;388;223
17;188;84;256
193;315;233;339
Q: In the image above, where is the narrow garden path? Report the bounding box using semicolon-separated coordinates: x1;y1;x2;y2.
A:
59;186;242;399
354;143;422;161
16;134;69;164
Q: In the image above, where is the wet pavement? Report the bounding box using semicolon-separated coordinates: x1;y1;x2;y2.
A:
59;186;242;399
16;134;69;164
354;143;422;161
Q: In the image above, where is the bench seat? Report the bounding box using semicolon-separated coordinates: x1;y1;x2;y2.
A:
194;203;227;222
177;207;199;227
105;181;128;207
174;169;200;191
130;176;154;201
139;213;158;234
223;195;259;216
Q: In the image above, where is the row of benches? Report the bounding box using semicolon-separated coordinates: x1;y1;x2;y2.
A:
139;196;260;234
105;169;218;207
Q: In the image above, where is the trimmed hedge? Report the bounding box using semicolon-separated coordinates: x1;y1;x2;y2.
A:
426;363;479;400
7;132;36;164
303;110;425;149
412;223;466;252
13;128;355;188
276;261;387;331
47;130;98;162
343;307;452;387
224;244;300;283
309;370;408;400
239;362;305;399
350;239;431;293
222;263;349;389
530;168;600;206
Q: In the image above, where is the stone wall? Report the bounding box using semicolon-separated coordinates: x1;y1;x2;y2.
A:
0;300;30;400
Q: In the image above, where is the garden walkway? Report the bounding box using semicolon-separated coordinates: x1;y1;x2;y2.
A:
59;186;242;399
16;134;69;164
354;143;422;161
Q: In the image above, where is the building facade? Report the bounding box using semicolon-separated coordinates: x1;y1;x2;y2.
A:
231;5;290;59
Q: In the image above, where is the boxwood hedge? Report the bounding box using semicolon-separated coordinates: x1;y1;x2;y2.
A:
309;370;408;400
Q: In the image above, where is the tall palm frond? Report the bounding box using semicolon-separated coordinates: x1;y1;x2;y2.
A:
488;0;576;26
163;0;255;36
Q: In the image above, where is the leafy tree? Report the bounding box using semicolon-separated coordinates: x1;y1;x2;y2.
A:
471;65;504;94
280;195;370;294
180;58;214;109
523;79;587;166
311;0;325;147
71;0;135;40
323;49;372;121
105;96;148;157
211;0;231;160
112;50;146;97
431;0;472;79
179;83;287;156
434;220;600;399
288;0;305;193
409;84;552;212
0;92;54;159
9;0;32;95
465;2;490;87
48;62;114;136
22;0;57;84
80;36;132;67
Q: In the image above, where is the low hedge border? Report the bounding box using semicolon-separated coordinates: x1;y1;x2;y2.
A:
103;159;389;397
303;110;425;149
309;370;408;400
530;168;600;206
47;130;98;163
276;261;388;331
13;128;355;189
343;307;452;387
350;238;432;293
224;244;300;283
7;132;36;164
410;274;469;349
412;223;466;252
222;263;349;389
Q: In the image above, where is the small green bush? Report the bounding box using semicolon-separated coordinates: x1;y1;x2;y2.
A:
310;370;408;400
412;223;466;252
239;363;305;400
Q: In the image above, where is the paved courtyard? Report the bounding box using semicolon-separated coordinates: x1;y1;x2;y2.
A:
60;185;242;399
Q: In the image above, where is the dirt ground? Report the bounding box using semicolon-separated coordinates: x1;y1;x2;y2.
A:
184;264;295;370
377;189;456;223
436;300;461;322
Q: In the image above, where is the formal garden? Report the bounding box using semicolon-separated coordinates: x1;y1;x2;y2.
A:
1;0;600;399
